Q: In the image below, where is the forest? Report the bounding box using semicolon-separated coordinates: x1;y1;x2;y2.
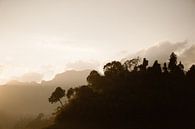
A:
40;52;195;129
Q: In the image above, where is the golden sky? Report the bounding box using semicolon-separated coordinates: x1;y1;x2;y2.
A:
0;0;194;84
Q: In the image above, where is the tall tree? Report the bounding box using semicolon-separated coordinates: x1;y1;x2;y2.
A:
138;58;148;72
168;52;177;72
49;87;65;106
151;60;162;74
67;88;75;99
87;70;101;85
123;57;140;71
163;62;168;74
103;61;124;77
187;65;195;79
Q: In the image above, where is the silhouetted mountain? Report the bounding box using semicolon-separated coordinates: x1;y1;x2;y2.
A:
0;70;91;123
41;69;90;87
5;80;40;86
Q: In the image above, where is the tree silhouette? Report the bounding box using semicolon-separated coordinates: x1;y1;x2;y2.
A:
163;62;168;74
168;52;177;72
46;52;195;129
87;70;101;85
49;87;65;106
187;65;195;80
103;61;124;77
151;60;161;74
66;88;75;99
123;57;140;71
138;58;148;72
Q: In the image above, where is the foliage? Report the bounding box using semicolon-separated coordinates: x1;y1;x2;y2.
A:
48;87;65;106
46;52;195;129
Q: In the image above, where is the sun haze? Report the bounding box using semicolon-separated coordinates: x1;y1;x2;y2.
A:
0;0;194;84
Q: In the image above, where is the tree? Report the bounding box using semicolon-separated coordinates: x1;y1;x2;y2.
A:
103;61;124;77
67;88;75;99
76;86;94;98
123;57;140;71
138;58;148;72
175;61;185;76
187;65;195;79
49;87;65;106
163;63;168;74
168;52;177;72
151;60;161;74
46;52;195;129
178;61;184;70
87;70;101;85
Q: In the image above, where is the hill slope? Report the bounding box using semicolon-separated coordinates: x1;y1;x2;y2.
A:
0;70;91;117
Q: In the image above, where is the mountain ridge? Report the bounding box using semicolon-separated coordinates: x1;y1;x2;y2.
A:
0;69;91;117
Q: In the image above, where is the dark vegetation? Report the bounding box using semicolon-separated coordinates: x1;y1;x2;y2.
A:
45;52;195;129
49;87;65;107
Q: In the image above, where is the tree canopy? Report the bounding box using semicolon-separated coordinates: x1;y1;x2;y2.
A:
46;52;195;129
48;87;65;106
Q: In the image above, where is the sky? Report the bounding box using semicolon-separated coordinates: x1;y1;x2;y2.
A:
0;0;195;84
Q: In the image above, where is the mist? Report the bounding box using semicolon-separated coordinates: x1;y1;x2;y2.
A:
0;0;195;129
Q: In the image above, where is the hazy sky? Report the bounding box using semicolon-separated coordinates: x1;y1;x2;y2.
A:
0;0;195;84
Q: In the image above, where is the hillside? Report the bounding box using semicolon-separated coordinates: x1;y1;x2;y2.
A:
46;53;195;129
0;70;91;117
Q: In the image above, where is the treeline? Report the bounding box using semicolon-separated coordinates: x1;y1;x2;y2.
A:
46;52;195;129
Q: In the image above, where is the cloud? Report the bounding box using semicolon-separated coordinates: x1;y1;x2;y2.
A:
14;72;44;83
180;45;195;68
65;60;100;70
123;41;195;69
